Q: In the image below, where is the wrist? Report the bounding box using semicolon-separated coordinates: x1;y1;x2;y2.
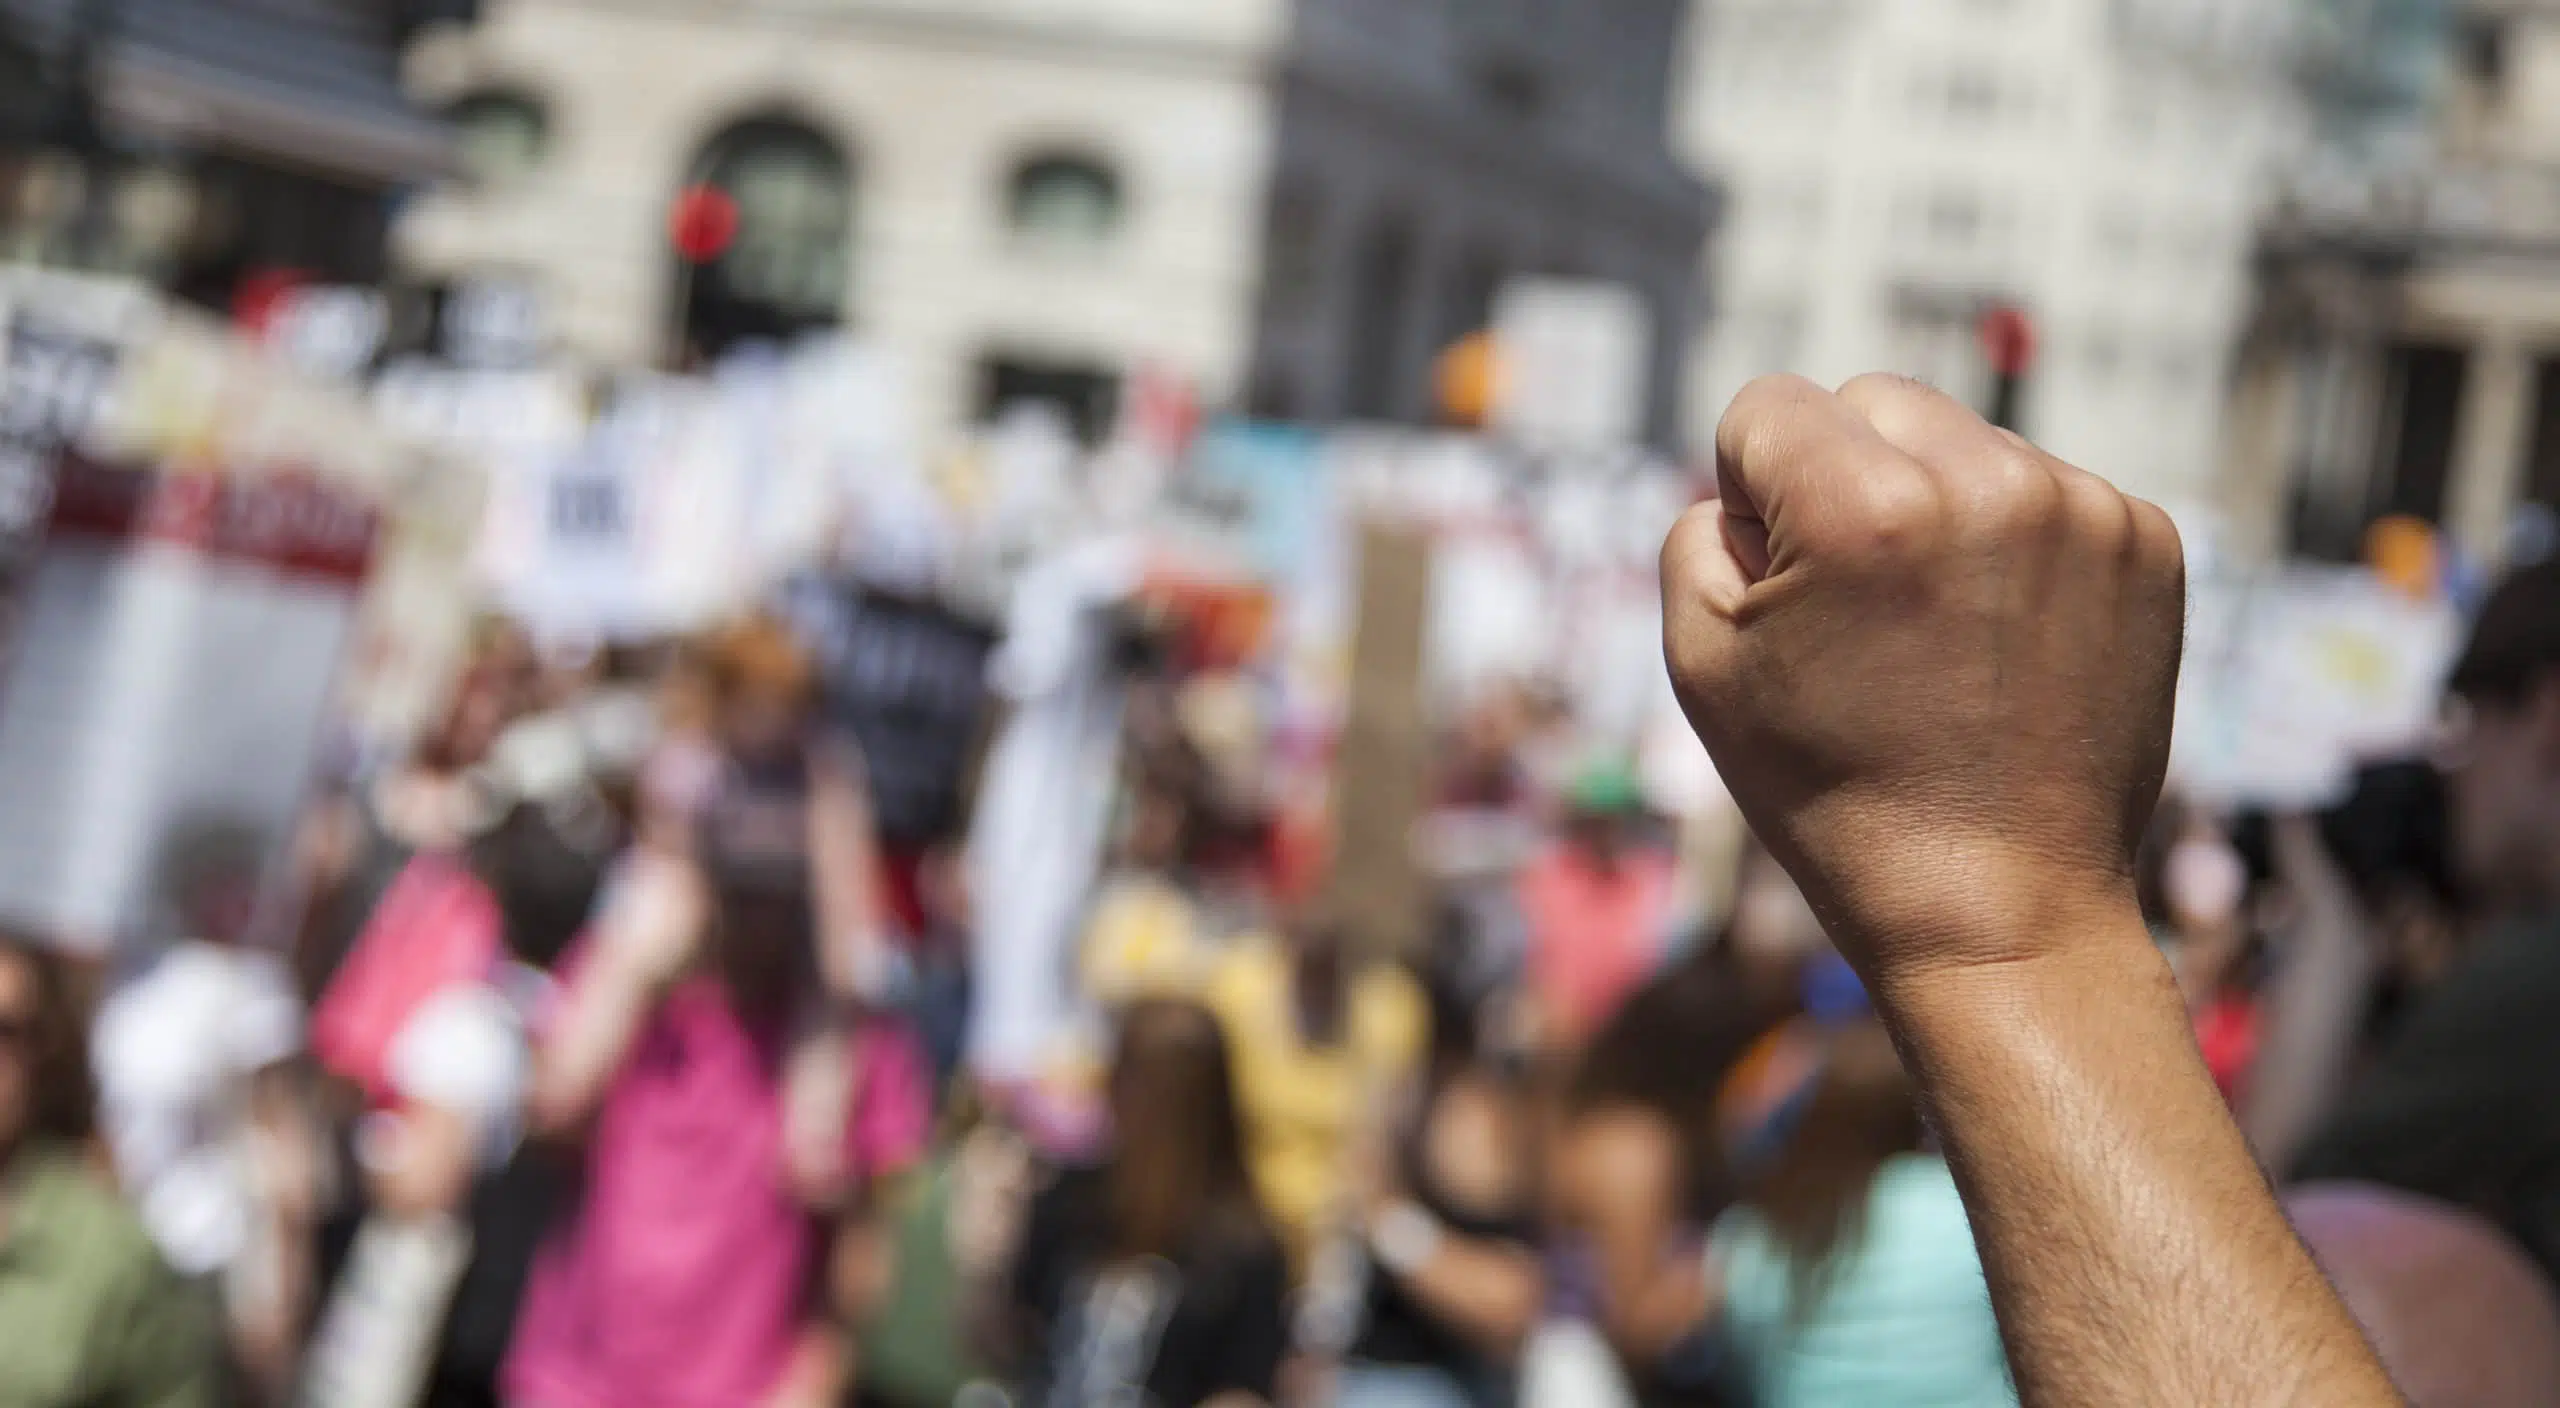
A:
596;938;687;998
1834;848;2147;992
1868;910;2183;1082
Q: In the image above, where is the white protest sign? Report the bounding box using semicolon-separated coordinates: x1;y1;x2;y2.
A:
1493;279;1653;451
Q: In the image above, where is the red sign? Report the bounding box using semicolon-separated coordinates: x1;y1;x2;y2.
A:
48;455;378;584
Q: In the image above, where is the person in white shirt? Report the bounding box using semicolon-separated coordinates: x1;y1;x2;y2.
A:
92;816;321;1395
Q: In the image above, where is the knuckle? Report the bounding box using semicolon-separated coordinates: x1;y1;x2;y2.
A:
1850;468;1942;558
2129;495;2187;575
2037;463;2118;542
1836;372;1941;446
1838;370;1935;414
1984;450;2065;532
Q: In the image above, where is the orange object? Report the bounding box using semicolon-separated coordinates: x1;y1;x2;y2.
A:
1435;330;1504;428
2365;515;2440;600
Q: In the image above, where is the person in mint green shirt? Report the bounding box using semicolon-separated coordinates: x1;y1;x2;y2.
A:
0;936;216;1408
1709;1016;2016;1408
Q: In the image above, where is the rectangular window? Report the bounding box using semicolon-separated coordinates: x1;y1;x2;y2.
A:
2460;14;2510;92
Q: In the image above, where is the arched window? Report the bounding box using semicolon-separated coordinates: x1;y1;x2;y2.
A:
449;91;549;187
674;116;853;362
1007;153;1123;246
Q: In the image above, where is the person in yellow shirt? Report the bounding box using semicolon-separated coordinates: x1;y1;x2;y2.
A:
1201;916;1426;1263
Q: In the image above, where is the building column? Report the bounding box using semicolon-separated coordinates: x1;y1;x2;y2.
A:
2447;334;2534;563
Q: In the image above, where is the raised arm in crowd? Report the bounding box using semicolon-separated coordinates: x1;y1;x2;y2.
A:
1660;372;2404;1406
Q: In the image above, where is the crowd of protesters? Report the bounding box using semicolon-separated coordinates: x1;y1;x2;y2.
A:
4;543;2560;1408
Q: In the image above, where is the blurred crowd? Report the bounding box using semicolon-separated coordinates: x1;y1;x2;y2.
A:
5;545;2560;1408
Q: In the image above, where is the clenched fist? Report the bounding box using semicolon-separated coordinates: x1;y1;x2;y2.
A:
1662;374;2185;986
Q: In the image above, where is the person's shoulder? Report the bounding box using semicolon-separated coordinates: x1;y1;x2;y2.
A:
2390;917;2560;1053
1203;936;1285;1007
1352;963;1426;1041
19;1148;168;1269
2463;915;2560;992
1868;1155;1976;1238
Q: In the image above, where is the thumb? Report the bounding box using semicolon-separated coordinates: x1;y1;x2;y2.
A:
1662;499;1759;622
1660;499;1755;702
1711;373;1898;576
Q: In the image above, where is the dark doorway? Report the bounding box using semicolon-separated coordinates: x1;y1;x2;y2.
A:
2377;342;2468;525
2526;355;2560;512
1344;217;1416;421
670;117;852;365
979;356;1120;446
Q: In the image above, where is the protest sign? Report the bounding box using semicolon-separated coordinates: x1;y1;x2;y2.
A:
2174;566;2462;809
0;314;120;686
783;577;999;845
0;455;376;950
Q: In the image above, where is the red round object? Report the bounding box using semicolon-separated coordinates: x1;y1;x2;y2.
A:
669;185;741;264
1978;303;2037;379
232;267;308;336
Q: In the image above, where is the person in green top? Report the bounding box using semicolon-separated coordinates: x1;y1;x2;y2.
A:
1708;1016;2016;1408
0;935;216;1408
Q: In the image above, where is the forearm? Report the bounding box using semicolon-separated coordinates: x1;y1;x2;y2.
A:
1591;1227;1713;1365
807;757;885;998
366;1103;477;1218
530;959;660;1135
1385;1234;1545;1358
1878;913;2399;1407
2242;931;2377;1173
2244;821;2382;1171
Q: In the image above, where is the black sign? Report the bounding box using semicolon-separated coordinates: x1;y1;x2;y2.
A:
782;577;998;845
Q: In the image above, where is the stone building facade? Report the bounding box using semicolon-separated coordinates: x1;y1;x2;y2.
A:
2228;0;2560;564
1243;0;1710;445
1684;0;2301;516
395;0;1710;446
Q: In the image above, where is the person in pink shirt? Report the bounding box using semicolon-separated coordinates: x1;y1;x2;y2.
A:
1519;765;1679;1049
504;796;927;1408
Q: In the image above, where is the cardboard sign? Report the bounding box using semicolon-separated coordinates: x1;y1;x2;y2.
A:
1325;522;1434;958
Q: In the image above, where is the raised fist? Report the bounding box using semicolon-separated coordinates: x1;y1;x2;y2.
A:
1661;374;2185;985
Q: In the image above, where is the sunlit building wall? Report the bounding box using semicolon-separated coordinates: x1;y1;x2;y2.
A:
396;0;1292;441
2233;0;2560;568
1681;0;2303;520
394;0;1710;447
